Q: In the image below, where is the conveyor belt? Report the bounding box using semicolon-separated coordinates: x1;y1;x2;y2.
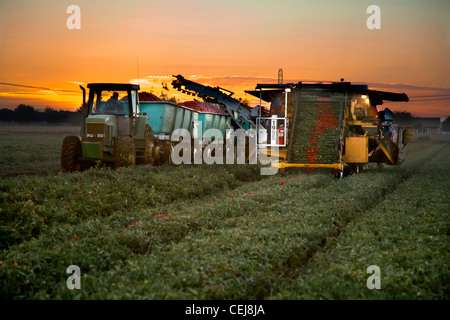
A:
288;89;346;165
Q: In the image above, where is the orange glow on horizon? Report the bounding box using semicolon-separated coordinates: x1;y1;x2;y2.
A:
1;75;448;120
0;1;449;117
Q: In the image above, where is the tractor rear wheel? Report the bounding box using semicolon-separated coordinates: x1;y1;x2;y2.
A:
61;136;82;172
114;137;135;168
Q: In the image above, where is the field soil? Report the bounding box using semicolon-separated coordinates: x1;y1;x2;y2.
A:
0;124;79;177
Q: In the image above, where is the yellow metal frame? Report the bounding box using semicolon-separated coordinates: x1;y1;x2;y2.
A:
342;136;369;163
258;149;287;160
378;143;395;164
272;162;344;170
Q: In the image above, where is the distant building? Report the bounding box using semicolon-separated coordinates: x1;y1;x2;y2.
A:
394;117;443;141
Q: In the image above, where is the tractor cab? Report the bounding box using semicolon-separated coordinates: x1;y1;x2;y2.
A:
86;83;140;136
88;83;140;116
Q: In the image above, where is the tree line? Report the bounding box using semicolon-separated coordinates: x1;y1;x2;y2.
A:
0;105;81;125
1;105;449;131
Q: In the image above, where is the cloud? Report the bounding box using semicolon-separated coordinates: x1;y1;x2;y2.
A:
365;82;450;93
66;81;85;86
0;91;46;96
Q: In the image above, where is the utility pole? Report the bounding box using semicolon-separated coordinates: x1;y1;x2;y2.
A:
278;68;283;85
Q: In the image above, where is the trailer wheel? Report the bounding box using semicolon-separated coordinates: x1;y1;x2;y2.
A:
167;144;179;166
152;145;162;166
61;136;82;172
115;137;135;168
143;125;155;165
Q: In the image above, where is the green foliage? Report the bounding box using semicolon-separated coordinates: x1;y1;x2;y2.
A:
272;143;450;299
441;116;450;132
0;164;261;250
393;111;415;121
0;130;448;300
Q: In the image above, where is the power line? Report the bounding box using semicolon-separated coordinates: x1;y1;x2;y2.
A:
409;94;450;98
409;97;450;102
383;97;450;103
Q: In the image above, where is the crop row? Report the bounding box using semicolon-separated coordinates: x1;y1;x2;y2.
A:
273;142;450;299
0;143;444;299
0;164;264;250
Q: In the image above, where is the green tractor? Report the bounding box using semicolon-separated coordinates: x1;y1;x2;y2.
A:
61;83;156;171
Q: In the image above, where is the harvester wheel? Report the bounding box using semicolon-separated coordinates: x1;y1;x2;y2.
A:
334;169;344;179
358;163;365;173
114;137;135;168
61;135;82;172
347;163;358;175
343;163;361;176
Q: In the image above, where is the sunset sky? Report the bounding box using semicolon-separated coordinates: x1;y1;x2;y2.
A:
0;0;449;118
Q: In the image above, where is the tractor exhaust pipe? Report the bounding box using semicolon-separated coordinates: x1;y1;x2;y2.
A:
80;85;86;106
79;85;87;138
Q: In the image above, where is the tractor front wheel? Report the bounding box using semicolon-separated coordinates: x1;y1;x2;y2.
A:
61;136;82;172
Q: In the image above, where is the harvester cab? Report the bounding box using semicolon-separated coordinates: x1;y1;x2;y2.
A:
61;83;155;171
